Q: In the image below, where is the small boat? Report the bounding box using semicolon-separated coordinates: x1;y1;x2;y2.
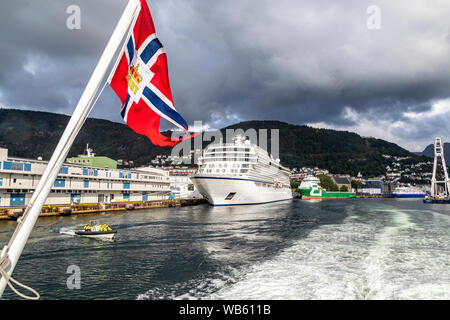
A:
423;198;450;204
74;220;117;240
423;193;450;204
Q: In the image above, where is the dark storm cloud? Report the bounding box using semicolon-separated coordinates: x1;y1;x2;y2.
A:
151;0;450;133
0;0;449;150
0;0;127;114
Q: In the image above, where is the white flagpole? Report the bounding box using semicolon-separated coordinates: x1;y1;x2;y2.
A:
0;0;140;298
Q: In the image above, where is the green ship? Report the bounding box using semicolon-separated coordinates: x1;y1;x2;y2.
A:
298;176;356;199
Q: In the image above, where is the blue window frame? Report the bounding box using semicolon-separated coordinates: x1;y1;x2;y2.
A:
83;168;88;175
0;178;3;186
71;193;81;204
84;180;89;188
10;194;25;206
3;161;26;171
54;179;65;188
60;166;69;174
123;182;130;189
11;162;23;170
123;193;130;200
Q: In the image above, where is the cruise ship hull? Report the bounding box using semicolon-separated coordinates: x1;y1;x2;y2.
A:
191;176;292;206
392;193;425;199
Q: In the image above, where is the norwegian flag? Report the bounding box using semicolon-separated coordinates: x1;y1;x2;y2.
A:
108;0;197;147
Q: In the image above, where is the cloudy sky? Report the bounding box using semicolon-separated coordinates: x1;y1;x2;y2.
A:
0;0;449;151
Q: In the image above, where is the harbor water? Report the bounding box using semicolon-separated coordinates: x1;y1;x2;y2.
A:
0;199;448;300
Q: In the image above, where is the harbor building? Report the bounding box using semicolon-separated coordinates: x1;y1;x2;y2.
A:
0;146;170;207
331;175;352;191
164;167;202;199
358;179;383;195
66;144;117;169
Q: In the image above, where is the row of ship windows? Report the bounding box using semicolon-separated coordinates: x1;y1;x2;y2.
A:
255;182;277;187
202;163;250;169
199;169;248;174
200;158;252;162
205;153;253;158
208;148;251;152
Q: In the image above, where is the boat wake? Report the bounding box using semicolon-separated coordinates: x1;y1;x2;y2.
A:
137;205;450;300
59;225;81;236
136;266;244;300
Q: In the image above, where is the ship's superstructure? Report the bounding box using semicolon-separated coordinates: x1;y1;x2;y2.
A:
191;135;292;205
298;175;321;192
298;175;356;199
392;185;425;198
0;146;170;207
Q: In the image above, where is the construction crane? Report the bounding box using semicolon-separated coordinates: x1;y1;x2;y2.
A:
430;137;450;199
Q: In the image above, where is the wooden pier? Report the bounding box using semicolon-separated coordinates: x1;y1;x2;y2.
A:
0;198;207;220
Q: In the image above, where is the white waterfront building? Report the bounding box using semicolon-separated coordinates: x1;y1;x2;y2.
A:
0;147;170;207
164;167;202;199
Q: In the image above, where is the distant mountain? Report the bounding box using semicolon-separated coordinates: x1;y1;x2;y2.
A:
220;120;426;177
0;109;428;177
417;142;450;160
0;109;169;166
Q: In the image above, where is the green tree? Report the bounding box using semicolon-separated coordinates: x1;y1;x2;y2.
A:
317;174;339;191
290;181;300;189
351;180;363;192
340;185;349;192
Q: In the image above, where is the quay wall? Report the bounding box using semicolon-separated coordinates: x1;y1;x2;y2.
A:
0;198;207;220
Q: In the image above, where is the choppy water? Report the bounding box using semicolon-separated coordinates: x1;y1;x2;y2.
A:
0;199;448;300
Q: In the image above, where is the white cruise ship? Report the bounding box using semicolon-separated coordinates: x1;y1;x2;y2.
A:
191;135;292;206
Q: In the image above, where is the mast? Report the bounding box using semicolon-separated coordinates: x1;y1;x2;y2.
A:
0;0;140;298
